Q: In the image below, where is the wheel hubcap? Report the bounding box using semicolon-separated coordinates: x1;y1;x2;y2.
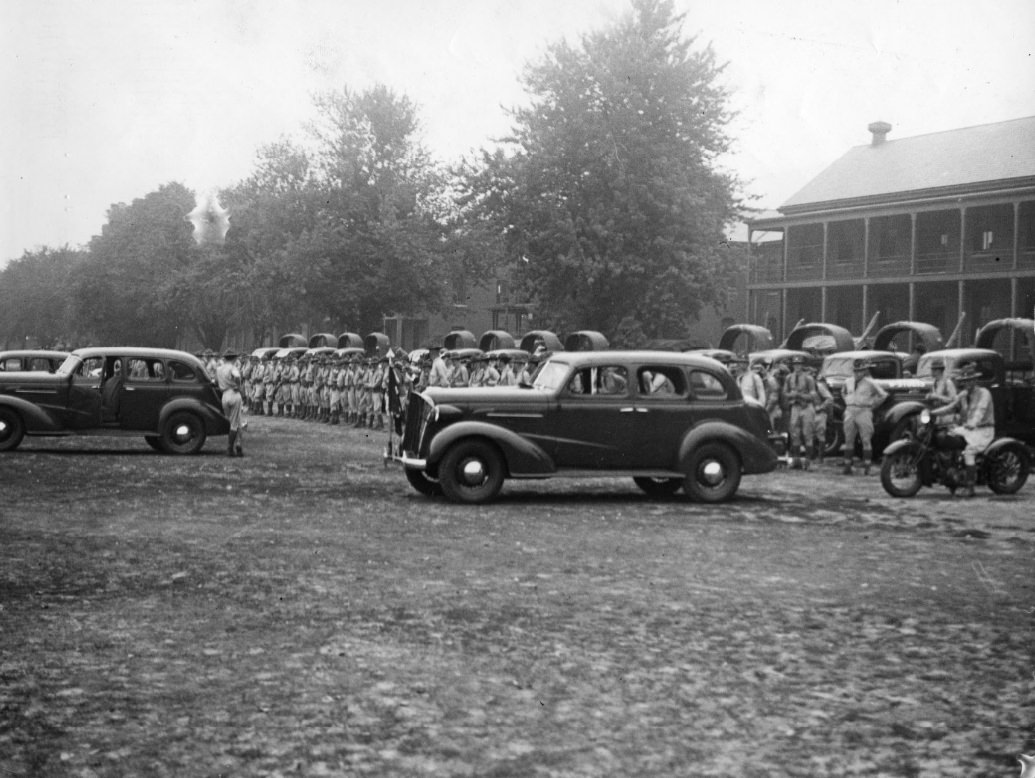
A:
0;420;7;436
175;424;192;440
700;460;725;486
460;458;486;485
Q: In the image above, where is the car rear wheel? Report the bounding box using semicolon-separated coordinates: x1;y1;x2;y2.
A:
633;477;683;497
405;467;443;497
160;411;207;455
0;407;25;452
439;440;505;504
683;443;741;503
985;444;1029;495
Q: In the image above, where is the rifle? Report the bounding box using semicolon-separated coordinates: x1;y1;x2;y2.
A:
944;312;966;348
853;310;881;349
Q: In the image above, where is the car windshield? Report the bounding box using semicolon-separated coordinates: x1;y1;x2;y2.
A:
820;356;856;381
56;354;83;377
532;361;569;391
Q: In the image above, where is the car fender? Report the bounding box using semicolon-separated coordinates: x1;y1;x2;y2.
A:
426;420;555;476
677;421;778;475
159;398;230;436
0;394;63;432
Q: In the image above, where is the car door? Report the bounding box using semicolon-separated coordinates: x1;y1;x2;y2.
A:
117;357;174;431
630;364;694;469
541;363;636;468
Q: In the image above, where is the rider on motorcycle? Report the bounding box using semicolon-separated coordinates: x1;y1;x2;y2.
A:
930;363;995;497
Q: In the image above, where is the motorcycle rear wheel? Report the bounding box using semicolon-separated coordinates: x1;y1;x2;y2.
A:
985;445;1029;495
880;449;922;498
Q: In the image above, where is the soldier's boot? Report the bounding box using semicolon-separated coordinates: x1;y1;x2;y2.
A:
330;410;339;425
962;465;977;498
378;415;386;430
841;459;853;475
227;430;238;457
862;449;872;476
235;434;244;457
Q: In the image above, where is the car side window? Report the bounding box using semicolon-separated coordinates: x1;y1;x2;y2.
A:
126;358;166;382
565;366;628;396
168;361;196;382
688;370;729;401
0;358;17;371
637;366;686;398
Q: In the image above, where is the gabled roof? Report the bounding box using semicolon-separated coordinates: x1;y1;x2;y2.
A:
781;115;1035;214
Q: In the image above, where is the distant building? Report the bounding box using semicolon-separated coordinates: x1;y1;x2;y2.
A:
746;116;1035;345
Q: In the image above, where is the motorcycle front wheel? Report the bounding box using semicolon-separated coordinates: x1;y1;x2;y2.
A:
880;449;922;498
985;445;1030;495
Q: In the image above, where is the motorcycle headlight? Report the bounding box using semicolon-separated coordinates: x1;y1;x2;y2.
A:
919;409;931;426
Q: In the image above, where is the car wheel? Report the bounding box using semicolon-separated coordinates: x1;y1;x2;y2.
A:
439;440;505;504
824;421;844;458
404;467;443;497
159;411;207;455
145;435;163;451
0;407;25;452
633;477;683;497
879;448;921;498
683;443;741;503
985;445;1029;495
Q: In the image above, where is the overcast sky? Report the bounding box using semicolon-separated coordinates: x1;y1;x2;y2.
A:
3;0;1034;266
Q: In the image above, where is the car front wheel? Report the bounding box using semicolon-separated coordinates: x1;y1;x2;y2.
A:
160;411;207;455
405;467;443;497
0;407;25;451
633;477;683;497
684;443;741;503
439;440;505;504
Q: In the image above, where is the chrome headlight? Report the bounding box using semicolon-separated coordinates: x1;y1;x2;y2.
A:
919;409;931;426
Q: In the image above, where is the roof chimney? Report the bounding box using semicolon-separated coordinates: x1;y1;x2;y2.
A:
868;121;892;146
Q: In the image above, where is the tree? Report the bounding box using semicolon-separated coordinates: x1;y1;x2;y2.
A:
75;182;197;346
0;246;86;348
460;0;745;340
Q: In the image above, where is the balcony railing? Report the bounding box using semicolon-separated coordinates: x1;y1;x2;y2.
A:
827;258;862;279
915;251;956;274
964;251;1014;273
866;254;910;277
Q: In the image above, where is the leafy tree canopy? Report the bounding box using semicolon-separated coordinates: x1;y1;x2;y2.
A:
461;0;746;340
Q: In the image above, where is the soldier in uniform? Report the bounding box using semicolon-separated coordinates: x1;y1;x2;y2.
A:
328;358;343;424
215;350;244;457
497;354;516;386
428;346;449;387
784;355;817;464
811;369;834;464
368;357;386;429
841;358;888;475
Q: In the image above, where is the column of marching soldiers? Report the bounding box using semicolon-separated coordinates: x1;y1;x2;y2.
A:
204;349;528;430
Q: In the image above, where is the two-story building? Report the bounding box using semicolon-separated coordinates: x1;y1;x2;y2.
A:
746;116;1035;345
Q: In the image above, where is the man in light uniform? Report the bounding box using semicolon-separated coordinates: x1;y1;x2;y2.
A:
215;349;244;457
840;358;888;475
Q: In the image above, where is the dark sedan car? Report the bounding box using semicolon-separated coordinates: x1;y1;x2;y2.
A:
394;350;779;504
0;347;230;454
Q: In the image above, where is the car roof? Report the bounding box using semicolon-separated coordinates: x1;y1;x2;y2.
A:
822;350;900;362
0;350;70;358
546;350;731;369
922;348;1000;361
71;347;207;367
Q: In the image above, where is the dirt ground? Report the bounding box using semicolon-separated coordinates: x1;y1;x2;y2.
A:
1;416;1033;777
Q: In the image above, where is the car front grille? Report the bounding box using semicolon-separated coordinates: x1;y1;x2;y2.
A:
402;393;430;455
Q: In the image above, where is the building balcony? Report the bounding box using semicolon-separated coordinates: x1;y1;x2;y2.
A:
916;251;956;275
964;250;1014;273
866;254;910;278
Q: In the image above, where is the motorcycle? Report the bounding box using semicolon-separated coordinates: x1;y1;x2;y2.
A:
880;408;1030;498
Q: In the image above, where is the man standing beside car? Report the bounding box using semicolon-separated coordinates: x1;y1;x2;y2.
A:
840;358;887;475
216;349;244;457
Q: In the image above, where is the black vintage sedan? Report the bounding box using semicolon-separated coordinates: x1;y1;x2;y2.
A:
0;347;230;454
394;351;779;504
